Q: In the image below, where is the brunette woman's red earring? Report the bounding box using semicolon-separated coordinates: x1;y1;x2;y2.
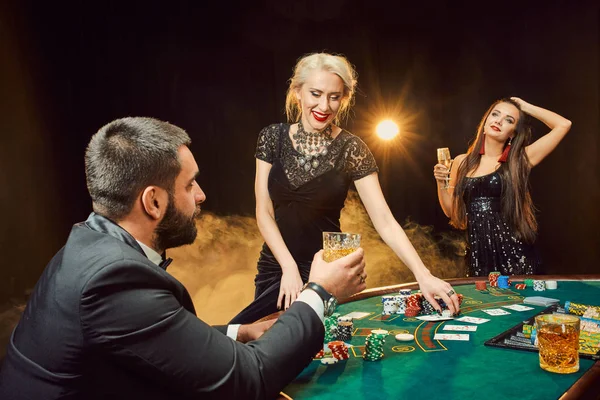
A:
479;133;485;155
498;137;512;163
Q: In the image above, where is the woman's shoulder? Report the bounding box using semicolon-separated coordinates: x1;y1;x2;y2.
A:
337;129;366;145
261;122;290;132
257;123;290;139
454;153;468;163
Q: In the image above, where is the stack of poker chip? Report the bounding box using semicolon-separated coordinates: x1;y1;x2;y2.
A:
545;280;558;290
336;316;353;342
327;341;349;361
522;324;533;338
457;293;464;306
514;283;527;290
398;288;412;296
381;295;398;315
524;278;534;287
363;329;388;361
565;301;600;317
421;298;438;315
395;295;407;314
533;280;545;291
497;275;510;289
488;272;500;287
324;315;338;342
475;280;487;290
405;293;422;316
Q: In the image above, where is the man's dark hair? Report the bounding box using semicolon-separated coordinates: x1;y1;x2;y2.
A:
85;117;191;220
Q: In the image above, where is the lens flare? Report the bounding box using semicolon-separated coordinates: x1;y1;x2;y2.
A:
376;120;399;140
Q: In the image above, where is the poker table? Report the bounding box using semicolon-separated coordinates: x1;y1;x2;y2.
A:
282;275;600;400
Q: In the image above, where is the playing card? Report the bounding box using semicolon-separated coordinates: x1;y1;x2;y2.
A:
443;325;477;332
434;333;470;341
454;316;490;324
416;314;454;322
482;308;511;316
340;311;371;320
503;304;535;311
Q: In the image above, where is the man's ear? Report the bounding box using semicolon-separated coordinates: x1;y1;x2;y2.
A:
140;186;166;220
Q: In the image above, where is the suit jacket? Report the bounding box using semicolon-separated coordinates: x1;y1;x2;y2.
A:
0;213;324;399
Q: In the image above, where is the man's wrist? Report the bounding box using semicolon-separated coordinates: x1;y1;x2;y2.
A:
302;282;337;316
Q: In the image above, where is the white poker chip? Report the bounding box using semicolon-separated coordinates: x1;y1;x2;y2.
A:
320;357;339;365
395;333;414;342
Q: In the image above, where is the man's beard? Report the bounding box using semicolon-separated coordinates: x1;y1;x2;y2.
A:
153;194;200;252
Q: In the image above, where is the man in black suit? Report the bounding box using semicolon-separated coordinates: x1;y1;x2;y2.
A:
0;117;367;399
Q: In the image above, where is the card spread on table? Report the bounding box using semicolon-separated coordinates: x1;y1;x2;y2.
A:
434;333;470;341
482;308;511;316
340;311;372;320
454;316;490;324
443;325;477;332
523;296;560;306
503;304;535;311
416;315;454;322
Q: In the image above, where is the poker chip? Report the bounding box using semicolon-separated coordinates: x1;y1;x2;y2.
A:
363;330;387;361
489;271;500;288
533;280;545;291
497;275;510;289
441;309;453;318
327;341;350;360
321;357;339;365
404;306;420;317
421;299;437;315
545;280;558;290
514;283;526;290
395;295;407;314
475;281;487;290
398;289;412;296
336;321;353;342
565;301;600;316
524;278;534;287
395;333;414;342
382;295;398;315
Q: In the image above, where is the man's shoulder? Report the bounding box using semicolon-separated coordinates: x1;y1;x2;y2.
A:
56;223;153;288
66;223;145;264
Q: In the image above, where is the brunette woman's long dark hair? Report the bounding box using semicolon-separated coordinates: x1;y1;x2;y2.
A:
451;98;537;243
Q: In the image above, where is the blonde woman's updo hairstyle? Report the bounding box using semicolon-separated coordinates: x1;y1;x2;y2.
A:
285;53;358;124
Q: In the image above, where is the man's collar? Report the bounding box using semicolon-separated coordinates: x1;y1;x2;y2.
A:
136;240;162;266
81;212;171;270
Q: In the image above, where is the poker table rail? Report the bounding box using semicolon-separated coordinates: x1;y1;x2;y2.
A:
343;274;600;303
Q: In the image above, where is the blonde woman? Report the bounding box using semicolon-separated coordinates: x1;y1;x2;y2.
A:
231;53;459;324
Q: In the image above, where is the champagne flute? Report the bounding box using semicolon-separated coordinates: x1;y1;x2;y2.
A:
437;147;452;190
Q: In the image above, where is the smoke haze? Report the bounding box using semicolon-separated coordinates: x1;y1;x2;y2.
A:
170;190;467;324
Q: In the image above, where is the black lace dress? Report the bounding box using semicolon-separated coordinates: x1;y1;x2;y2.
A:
463;168;540;277
230;124;378;324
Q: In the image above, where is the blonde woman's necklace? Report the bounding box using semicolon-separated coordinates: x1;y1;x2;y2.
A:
292;121;333;171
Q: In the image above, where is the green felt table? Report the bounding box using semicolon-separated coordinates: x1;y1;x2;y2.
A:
283;276;600;400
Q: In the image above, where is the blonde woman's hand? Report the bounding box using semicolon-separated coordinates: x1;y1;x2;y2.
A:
415;272;460;315
278;269;303;310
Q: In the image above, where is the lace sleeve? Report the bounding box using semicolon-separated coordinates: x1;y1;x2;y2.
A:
254;124;280;163
344;135;379;180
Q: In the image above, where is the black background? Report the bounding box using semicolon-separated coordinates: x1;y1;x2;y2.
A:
1;0;598;302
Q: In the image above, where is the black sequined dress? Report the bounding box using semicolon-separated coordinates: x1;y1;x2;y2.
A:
230;124;378;324
463;168;540;277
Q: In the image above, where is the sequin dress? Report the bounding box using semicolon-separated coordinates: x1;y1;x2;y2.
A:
230;123;378;324
463;169;540;277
